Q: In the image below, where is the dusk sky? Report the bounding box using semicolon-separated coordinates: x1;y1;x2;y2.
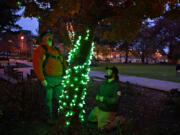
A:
16;8;39;36
15;8;169;53
16;17;39;35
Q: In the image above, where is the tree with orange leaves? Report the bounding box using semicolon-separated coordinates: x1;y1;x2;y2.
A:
17;0;179;134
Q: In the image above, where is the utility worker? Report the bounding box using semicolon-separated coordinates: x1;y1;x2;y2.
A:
88;66;121;130
33;29;67;124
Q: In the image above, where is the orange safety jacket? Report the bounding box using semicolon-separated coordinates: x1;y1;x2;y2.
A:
33;42;67;81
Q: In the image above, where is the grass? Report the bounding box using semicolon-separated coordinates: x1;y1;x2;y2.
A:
91;63;180;82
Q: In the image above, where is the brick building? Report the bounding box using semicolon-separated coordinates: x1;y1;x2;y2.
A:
0;30;35;57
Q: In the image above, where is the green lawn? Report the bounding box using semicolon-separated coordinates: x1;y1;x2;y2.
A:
91;63;180;82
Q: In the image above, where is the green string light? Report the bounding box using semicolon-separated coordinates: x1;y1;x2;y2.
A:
74;77;78;81
37;16;41;20
17;1;22;6
66;121;70;126
75;88;79;91
58;28;95;127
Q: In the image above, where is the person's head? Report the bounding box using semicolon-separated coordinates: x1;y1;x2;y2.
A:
40;29;54;46
105;66;119;81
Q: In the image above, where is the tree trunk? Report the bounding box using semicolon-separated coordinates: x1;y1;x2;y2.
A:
146;57;149;64
168;41;176;64
96;50;99;59
125;50;128;63
125;46;129;63
141;52;145;64
57;25;96;134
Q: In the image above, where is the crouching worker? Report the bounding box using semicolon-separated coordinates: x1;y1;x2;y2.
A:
88;66;121;131
33;29;67;124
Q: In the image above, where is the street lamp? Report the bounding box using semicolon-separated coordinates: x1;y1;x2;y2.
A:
8;40;13;43
21;36;24;48
21;36;24;40
21;36;24;56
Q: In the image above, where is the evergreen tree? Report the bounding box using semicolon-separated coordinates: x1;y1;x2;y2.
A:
0;0;21;34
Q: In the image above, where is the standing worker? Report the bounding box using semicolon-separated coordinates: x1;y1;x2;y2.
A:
33;29;67;124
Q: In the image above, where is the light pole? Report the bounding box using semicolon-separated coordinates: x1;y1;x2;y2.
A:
21;36;24;56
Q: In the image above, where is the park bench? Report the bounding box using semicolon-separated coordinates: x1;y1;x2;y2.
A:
4;66;13;74
4;66;23;81
27;69;37;80
12;70;23;81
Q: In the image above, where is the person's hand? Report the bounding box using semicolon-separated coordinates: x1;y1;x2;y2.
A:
41;80;48;87
99;96;104;102
96;95;99;100
117;91;121;96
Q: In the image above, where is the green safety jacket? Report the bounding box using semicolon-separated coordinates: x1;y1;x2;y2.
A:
97;80;120;112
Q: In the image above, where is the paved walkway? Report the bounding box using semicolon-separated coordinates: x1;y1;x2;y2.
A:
89;71;180;92
0;73;17;84
1;67;180;92
15;59;32;67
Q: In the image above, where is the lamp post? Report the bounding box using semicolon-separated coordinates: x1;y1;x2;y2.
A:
20;36;24;56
